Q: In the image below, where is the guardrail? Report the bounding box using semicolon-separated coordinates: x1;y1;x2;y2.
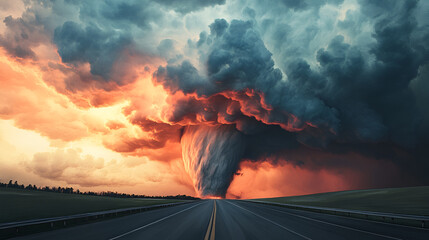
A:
0;201;194;238
246;200;429;229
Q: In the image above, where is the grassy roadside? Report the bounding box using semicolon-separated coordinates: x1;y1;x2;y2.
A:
256;186;429;216
0;188;185;223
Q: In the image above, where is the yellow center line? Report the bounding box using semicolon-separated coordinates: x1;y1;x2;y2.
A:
204;201;214;240
211;200;217;240
204;200;217;240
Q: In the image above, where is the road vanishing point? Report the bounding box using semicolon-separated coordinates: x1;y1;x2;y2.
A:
13;200;429;240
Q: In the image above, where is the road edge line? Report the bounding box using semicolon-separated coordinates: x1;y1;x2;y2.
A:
109;202;204;240
227;201;312;240
251;202;403;240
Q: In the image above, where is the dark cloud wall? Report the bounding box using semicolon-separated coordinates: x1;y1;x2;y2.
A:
155;0;429;196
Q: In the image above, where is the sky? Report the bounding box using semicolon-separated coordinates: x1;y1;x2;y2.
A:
0;0;428;199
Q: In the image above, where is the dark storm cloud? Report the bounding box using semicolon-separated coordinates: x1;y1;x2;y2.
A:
260;0;428;149
156;19;340;131
51;0;165;81
54;21;132;79
155;0;429;196
314;0;425;147
0;0;165;84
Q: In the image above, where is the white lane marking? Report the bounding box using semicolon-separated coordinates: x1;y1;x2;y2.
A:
291;207;429;231
252;203;403;240
227;201;312;240
109;202;205;240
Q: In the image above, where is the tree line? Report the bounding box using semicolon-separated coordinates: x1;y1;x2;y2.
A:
0;179;199;200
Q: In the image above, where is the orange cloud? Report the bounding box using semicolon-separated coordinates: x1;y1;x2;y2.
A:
0;51;95;141
0;48;176;156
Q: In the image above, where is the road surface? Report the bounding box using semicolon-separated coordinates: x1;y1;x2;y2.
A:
13;200;429;240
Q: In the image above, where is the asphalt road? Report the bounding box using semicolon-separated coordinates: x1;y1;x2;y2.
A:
13;200;429;240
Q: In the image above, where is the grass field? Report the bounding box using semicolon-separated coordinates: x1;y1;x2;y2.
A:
257;186;429;216
0;188;185;223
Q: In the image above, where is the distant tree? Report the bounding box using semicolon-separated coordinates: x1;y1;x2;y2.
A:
0;179;199;200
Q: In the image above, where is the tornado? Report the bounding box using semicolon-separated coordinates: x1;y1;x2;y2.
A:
181;124;245;198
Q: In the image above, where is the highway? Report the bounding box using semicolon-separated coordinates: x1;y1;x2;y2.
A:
13;200;429;240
